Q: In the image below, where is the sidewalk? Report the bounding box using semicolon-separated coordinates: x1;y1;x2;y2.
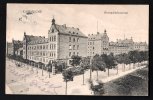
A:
5;59;147;95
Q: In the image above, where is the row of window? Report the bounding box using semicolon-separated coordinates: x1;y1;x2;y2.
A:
69;52;79;57
69;37;79;42
49;35;56;42
69;45;79;50
28;45;48;50
27;56;49;63
27;51;56;57
27;44;56;50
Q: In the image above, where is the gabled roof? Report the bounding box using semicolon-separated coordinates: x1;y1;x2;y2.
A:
54;24;87;38
13;40;23;45
25;35;45;42
88;32;108;40
28;37;48;45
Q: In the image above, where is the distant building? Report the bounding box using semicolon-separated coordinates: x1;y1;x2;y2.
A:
87;30;109;56
6;39;23;56
6;42;13;56
23;18;88;65
87;31;148;56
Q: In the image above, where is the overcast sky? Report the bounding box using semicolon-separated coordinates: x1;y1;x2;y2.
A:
7;4;149;43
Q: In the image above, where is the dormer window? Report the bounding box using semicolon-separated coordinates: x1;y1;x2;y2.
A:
52;29;54;33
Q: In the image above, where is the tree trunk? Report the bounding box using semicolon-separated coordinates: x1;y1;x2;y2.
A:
108;68;109;77
65;80;67;95
96;70;98;81
37;64;38;74
90;66;92;80
49;68;51;78
83;70;85;85
133;63;135;69
124;64;125;72
116;66;118;75
122;64;124;72
42;65;43;76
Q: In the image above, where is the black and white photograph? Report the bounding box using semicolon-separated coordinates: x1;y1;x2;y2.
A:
5;4;149;96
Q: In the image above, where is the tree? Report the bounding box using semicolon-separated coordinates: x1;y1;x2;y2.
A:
80;57;90;85
128;51;138;69
92;54;106;81
123;53;131;70
101;53;116;77
71;55;81;67
115;54;122;74
62;69;74;95
56;61;66;73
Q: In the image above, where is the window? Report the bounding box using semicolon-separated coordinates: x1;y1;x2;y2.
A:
52;36;54;42
54;44;56;50
77;38;79;42
54;36;56;41
69;52;71;57
73;52;75;55
69;37;71;42
43;45;45;49
73;38;75;42
73;45;75;50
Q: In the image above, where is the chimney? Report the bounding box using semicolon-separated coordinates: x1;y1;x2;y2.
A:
77;28;79;30
92;34;93;35
88;34;90;36
97;32;99;35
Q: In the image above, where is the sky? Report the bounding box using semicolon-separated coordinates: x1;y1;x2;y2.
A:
7;4;149;43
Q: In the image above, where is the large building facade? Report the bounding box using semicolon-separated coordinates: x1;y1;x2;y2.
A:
87;30;109;56
87;31;148;56
22;18;88;65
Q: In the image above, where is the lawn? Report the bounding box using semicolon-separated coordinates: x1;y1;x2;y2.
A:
103;67;148;96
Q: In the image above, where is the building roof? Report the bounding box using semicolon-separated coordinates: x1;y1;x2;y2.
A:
109;41;128;47
54;24;87;38
88;31;108;40
13;40;23;45
117;38;133;44
27;36;48;45
7;42;13;47
25;34;45;42
134;42;147;46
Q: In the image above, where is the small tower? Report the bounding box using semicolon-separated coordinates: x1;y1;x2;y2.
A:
104;29;107;34
131;36;133;40
52;16;55;25
24;31;26;36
